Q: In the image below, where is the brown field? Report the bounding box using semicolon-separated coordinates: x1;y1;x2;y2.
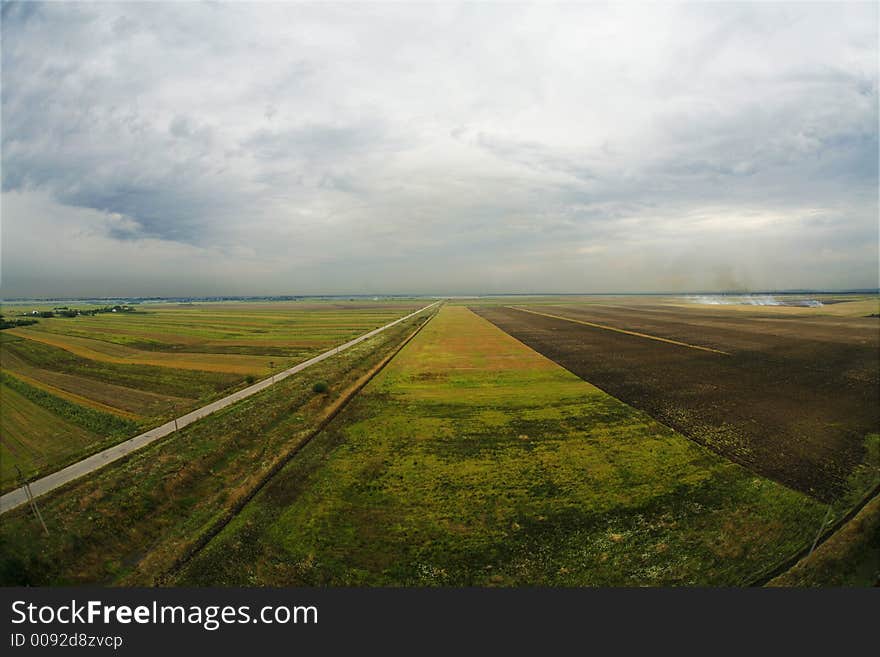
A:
0;345;190;416
6;327;274;374
0;369;140;420
173;307;826;587
473;299;879;503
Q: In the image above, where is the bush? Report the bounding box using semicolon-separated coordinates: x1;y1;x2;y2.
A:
245;375;255;385
0;317;39;330
312;381;329;394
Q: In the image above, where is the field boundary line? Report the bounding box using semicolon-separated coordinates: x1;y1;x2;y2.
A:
506;306;730;355
1;370;141;421
0;302;439;515
748;482;880;587
155;303;442;584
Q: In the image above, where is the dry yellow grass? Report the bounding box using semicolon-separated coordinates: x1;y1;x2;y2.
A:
0;344;193;416
8;327;272;374
3;369;140;420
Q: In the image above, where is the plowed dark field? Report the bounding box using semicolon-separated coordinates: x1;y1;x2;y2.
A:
473;302;880;502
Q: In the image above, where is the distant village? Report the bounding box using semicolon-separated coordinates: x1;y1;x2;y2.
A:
0;305;136;330
28;305;138;318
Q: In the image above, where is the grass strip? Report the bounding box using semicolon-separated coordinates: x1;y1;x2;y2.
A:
1;372;139;439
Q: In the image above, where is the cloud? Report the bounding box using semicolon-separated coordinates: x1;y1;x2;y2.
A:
1;1;877;296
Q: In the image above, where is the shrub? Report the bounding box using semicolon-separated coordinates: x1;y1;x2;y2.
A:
312;381;329;394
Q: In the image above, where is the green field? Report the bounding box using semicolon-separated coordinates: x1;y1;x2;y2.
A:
176;306;827;586
0;310;432;585
769;495;880;586
2;300;871;586
0;383;104;487
0;301;422;491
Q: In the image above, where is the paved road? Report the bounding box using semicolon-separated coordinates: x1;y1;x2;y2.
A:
0;302;439;514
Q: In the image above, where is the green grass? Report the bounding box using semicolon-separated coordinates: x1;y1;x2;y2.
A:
0;301;426;494
0;372;142;491
0;385;102;489
836;434;880;514
0;312;430;586
9;302;422;357
176;306;827;586
1;302;423;406
1;372;138;438
769;495;880;587
1;337;240;398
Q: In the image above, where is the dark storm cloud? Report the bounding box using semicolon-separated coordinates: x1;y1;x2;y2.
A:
1;1;877;296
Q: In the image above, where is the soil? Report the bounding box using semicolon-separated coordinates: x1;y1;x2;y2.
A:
473;302;879;502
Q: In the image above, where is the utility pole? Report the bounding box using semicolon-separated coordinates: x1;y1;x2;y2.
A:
169;402;178;431
808;505;834;556
16;466;48;536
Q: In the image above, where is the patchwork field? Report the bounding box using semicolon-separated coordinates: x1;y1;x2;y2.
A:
176;306;827;586
0;309;433;585
474;298;880;506
0;301;422;491
1;381;103;487
2;297;874;586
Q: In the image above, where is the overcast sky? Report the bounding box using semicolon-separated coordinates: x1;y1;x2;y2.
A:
2;1;877;297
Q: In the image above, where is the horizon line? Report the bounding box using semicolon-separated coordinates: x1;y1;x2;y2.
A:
2;288;879;303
